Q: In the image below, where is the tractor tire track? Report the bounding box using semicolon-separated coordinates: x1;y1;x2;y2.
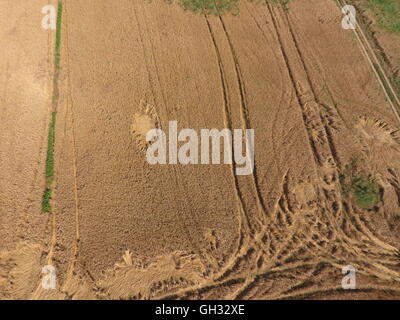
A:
59;0;81;288
264;1;399;283
217;15;269;229
336;0;400;123
280;1;399;254
130;0;206;260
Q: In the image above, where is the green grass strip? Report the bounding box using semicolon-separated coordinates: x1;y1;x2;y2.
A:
54;0;63;72
42;1;63;213
45;112;57;185
52;0;63;105
42;188;53;213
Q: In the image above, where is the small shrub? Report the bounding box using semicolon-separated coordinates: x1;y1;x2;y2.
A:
340;158;381;210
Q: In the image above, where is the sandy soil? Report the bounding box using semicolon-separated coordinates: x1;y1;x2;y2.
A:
0;0;56;299
1;0;400;300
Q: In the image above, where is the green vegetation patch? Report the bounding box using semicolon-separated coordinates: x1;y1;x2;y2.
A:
394;76;400;93
45;112;57;185
339;158;381;210
160;0;291;15
366;0;400;33
42;112;57;213
173;0;240;15
42;188;53;213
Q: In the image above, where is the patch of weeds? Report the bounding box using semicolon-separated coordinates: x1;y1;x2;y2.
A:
366;0;400;33
339;158;381;210
250;0;293;11
159;0;291;15
181;0;240;15
159;0;239;15
271;0;292;5
394;77;400;93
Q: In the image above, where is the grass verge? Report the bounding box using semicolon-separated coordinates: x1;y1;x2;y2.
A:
366;0;400;33
42;1;63;212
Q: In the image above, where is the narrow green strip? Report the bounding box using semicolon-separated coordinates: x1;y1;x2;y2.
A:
45;112;57;185
42;1;63;213
42;188;53;213
54;0;63;72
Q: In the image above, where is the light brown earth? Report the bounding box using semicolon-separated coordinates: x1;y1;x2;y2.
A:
1;0;400;300
0;0;56;299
